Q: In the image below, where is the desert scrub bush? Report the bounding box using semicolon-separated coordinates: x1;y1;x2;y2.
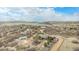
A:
33;34;41;40
74;47;79;51
0;41;4;47
44;42;48;47
5;47;16;51
26;46;40;51
76;31;79;36
47;37;53;43
77;37;79;40
72;40;79;44
44;41;50;47
27;47;36;51
32;40;41;46
16;45;30;51
0;46;16;51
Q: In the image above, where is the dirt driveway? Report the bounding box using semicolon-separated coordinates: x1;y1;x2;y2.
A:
50;36;64;51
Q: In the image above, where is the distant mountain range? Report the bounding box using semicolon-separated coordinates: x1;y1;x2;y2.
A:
0;21;79;24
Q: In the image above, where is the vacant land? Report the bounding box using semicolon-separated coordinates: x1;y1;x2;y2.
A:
0;22;79;51
44;22;79;51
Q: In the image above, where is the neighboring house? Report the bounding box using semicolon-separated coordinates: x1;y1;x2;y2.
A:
52;37;59;43
18;36;27;40
39;34;59;43
39;34;49;39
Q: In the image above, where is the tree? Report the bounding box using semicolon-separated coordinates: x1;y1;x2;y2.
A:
47;37;52;43
44;42;48;47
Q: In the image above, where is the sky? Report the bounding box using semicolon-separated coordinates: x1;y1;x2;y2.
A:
0;7;79;22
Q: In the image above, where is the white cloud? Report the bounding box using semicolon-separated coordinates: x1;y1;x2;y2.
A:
0;8;10;13
0;7;79;21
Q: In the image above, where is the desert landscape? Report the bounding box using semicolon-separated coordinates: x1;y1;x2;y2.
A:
0;21;79;51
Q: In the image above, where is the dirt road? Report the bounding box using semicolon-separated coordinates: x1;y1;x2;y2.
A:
50;36;64;51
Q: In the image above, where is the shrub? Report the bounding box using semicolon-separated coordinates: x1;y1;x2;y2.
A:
44;41;50;47
72;40;79;44
32;40;41;45
47;37;53;43
74;48;79;51
44;42;48;47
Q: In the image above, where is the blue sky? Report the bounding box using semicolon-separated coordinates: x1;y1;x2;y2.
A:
54;7;79;14
0;7;79;21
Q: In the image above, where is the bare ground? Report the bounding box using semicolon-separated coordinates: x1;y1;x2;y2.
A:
59;37;79;51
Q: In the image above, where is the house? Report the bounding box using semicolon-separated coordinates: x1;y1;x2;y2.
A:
39;34;49;39
41;26;46;29
51;36;59;43
18;36;27;40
